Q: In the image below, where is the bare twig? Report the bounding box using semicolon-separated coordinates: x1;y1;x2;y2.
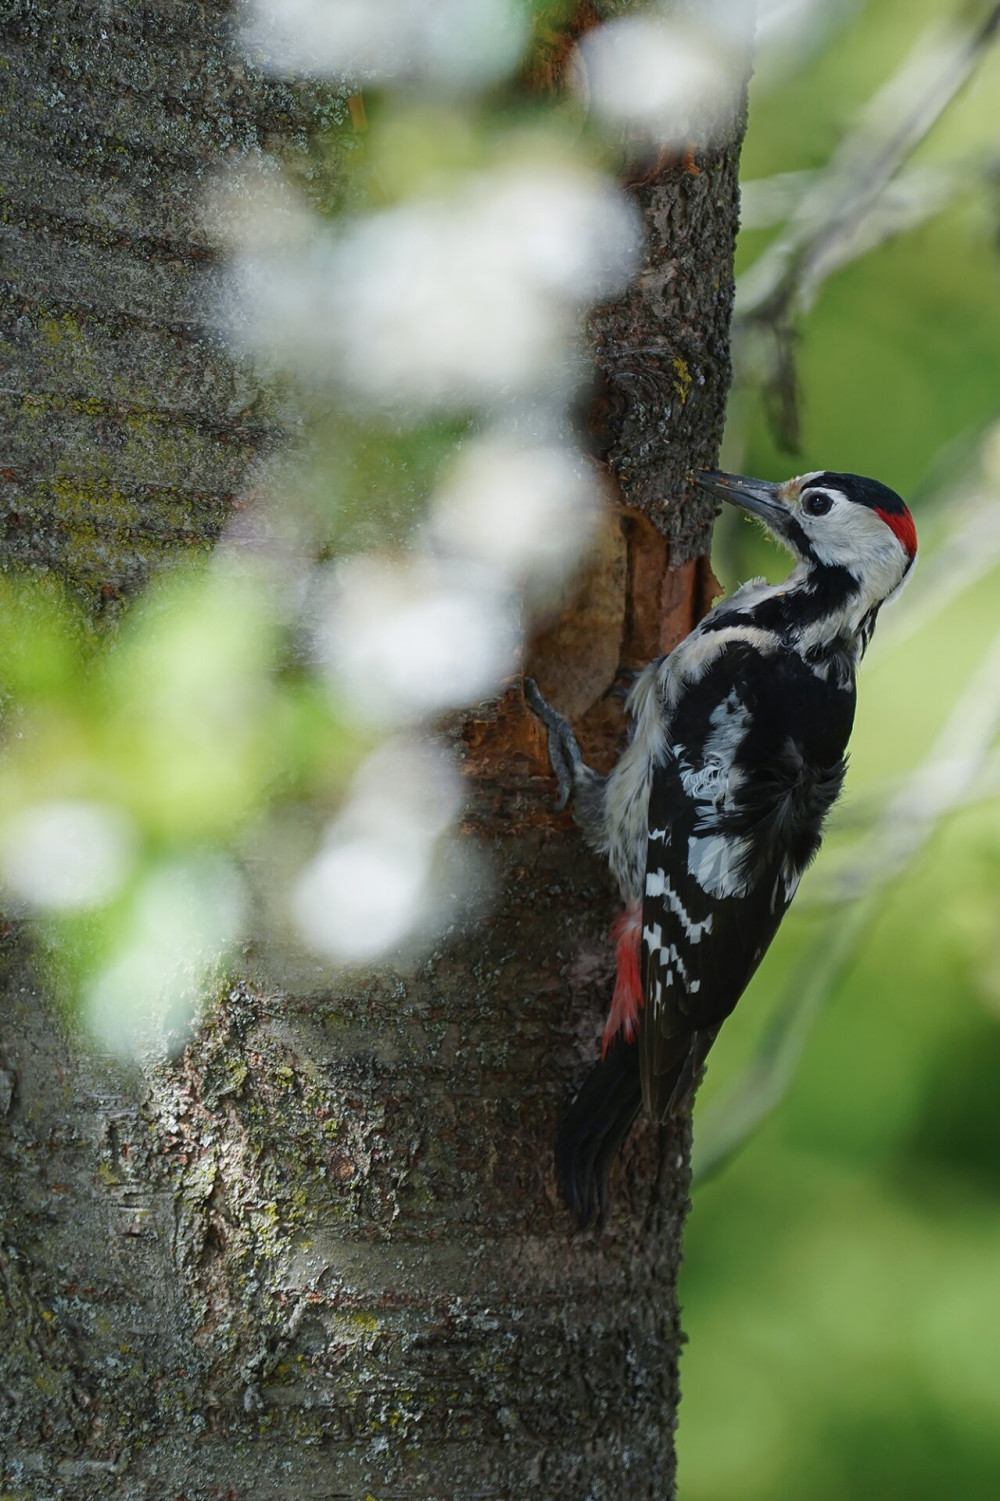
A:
692;625;1000;1182
735;2;1000;448
740;159;975;240
739;2;1000;325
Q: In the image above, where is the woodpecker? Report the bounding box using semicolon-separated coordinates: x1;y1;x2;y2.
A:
527;468;917;1224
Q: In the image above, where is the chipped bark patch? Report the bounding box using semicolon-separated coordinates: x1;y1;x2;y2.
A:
467;502;719;793
528;506;628;724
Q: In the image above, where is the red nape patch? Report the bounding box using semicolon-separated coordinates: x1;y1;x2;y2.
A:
602;904;643;1057
877;505;917;558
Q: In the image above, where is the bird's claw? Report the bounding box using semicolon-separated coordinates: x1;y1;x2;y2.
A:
524;677;581;811
547;739;574;811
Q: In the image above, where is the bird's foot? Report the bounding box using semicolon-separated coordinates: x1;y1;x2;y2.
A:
523;677;582;812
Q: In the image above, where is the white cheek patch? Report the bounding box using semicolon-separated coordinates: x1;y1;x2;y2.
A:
805;501;909;599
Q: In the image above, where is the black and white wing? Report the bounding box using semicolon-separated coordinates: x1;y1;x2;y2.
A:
639;640;854;1119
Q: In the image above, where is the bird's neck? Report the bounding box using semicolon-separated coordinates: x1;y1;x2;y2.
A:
724;561;879;662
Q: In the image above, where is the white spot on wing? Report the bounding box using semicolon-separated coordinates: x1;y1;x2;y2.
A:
651;936;699;994
687;833;753;899
666;941;691;988
645;868;713;941
678;687;751;805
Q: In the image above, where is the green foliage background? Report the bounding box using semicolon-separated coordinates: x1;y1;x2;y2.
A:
680;0;1000;1494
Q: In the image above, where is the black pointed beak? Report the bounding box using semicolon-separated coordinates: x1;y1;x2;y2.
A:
695;470;786;523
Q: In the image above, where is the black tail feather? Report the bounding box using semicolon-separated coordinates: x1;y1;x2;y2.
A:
556;1041;643;1226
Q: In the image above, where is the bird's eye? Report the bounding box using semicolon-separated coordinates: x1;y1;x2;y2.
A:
803;491;833;516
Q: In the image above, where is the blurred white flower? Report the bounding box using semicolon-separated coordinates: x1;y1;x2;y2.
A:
291;737;462;961
430;433;599;585
344;737;463;841
580;16;732;145
686;0;841;85
234;163;639;407
740;0;847;80
246;0;528;88
755;0;834;53
292;836;432;962
316;554;519;722
85;856;247;1056
0;800;136;912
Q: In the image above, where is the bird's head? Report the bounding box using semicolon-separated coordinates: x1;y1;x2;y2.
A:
696;468;917;606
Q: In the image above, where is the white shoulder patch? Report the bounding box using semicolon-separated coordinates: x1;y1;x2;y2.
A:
670;624;778;689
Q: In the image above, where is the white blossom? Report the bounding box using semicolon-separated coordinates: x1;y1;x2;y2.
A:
315;555;519;723
85;856;247;1055
580;16;732;145
430;433;600;585
246;0;528;88
0;800;136;912
291;738;462;961
234;163;639;408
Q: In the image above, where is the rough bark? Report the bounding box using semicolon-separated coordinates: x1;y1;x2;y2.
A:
0;3;747;1497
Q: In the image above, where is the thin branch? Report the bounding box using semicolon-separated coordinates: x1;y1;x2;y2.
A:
740;158;976;239
734;2;1000;449
692;625;1000;1183
738;2;1000;326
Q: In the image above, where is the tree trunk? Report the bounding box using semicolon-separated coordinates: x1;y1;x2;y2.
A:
0;4;747;1496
